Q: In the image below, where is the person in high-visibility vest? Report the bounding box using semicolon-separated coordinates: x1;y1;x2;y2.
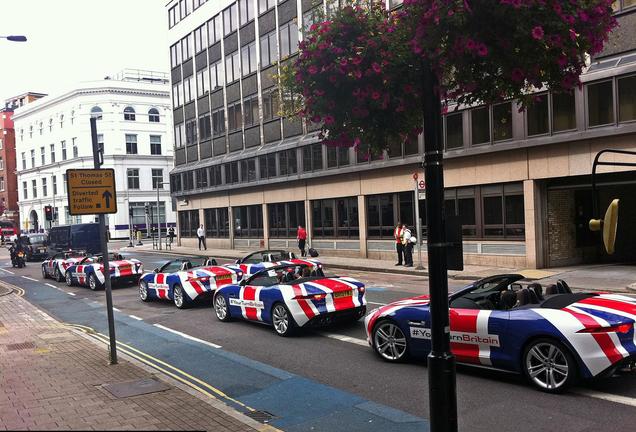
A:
394;221;404;266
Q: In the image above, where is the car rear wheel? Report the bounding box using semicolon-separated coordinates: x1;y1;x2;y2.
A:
214;294;231;322
523;338;577;393
372;320;409;362
272;303;295;337
54;267;63;282
173;284;190;309
65;271;73;287
88;274;101;291
139;281;150;302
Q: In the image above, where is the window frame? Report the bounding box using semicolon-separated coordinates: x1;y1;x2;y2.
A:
125;134;138;155
127;168;140;190
123;106;136;121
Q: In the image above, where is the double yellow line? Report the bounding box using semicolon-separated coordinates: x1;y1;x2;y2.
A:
66;323;280;431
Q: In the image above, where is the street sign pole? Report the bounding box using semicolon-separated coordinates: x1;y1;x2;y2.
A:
413;175;424;270
90;117;118;365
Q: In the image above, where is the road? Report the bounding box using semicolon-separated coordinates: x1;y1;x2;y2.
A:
2;248;636;431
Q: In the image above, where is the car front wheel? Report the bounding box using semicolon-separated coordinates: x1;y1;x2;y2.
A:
88;274;102;291
214;294;231;322
65;271;73;287
41;265;47;279
54;267;63;282
139;281;150;302
372;320;409;362
523;338;577;393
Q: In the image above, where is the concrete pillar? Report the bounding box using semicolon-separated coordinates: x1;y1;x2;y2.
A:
262;203;269;249
228;206;235;250
358;195;368;258
523;179;544;269
304;198;312;247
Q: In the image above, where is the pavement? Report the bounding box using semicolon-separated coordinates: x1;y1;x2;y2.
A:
0;286;268;431
118;241;636;293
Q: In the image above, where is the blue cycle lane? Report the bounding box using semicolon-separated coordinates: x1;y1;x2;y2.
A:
9;275;429;432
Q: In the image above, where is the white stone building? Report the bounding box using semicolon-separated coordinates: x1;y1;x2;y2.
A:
13;70;175;238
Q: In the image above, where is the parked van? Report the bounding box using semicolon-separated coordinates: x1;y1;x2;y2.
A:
47;223;101;255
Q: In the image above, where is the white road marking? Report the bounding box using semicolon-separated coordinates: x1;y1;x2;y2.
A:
113;307;121;312
153;324;222;349
367;301;387;306
128;315;143;321
45;283;57;289
66;292;76;296
0;268;15;274
322;332;369;347
21;276;38;282
574;389;636;408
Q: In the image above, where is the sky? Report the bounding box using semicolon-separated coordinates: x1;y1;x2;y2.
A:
0;0;169;103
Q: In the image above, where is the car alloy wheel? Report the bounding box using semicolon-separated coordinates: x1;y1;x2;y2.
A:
173;284;188;309
523;339;575;393
214;294;230;322
272;303;294;336
54;267;63;282
139;281;149;302
88;274;100;291
65;271;73;287
41;265;47;279
373;321;408;362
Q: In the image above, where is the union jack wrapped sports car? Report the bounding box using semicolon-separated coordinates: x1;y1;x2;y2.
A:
139;257;242;309
213;263;366;336
64;253;143;290
228;249;323;277
365;274;636;393
41;250;87;282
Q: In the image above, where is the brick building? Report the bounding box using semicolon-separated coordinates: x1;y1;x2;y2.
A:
166;0;636;268
0;93;46;227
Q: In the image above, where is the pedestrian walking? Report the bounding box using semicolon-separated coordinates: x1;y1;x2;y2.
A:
297;225;307;257
402;223;415;267
394;221;404;266
168;227;175;245
197;224;207;250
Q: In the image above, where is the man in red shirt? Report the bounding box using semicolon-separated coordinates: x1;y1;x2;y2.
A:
297;225;307;257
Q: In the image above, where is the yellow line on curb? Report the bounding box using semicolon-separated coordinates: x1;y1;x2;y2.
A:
66;324;257;412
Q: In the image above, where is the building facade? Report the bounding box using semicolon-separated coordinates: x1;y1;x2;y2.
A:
0;93;46;227
167;0;636;268
13;71;176;238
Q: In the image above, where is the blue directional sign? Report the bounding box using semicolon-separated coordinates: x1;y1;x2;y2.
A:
66;168;118;215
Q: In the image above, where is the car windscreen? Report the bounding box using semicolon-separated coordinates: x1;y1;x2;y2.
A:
29;235;47;243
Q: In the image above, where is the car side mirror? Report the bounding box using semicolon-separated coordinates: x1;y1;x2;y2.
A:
153;267;159;273
510;283;522;291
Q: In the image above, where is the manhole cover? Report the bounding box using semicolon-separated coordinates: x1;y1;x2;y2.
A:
244;410;276;424
5;342;36;351
103;378;170;398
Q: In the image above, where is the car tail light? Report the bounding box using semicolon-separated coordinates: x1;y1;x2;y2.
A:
294;294;326;301
358;286;366;293
577;323;633;334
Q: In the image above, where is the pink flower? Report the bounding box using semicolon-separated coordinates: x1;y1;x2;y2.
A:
371;91;381;100
372;62;382;73
324;115;335;125
311;115;321;123
339;58;348;67
476;43;488;57
308;65;319;75
531;26;544;40
351;57;363;65
511;68;524;82
329;75;338;83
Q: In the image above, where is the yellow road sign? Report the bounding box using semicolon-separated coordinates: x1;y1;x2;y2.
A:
67;168;117;215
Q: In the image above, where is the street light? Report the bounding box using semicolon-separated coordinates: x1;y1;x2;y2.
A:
0;35;27;42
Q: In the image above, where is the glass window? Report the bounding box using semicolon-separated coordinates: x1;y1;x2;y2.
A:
243;94;259;127
260;30;277;68
367;194;394;238
233;205;263;238
40;146;45;165
471;106;490;144
226;161;239;184
303;143;323;172
174;123;184;147
148;108;160;122
212;109;226;135
552;91;576;131
445;112;463;149
618;75;636;123
483;195;503;236
527;94;549;136
90;106;103;120
150;135;162;155
32;179;37;198
280;149;297;175
262;90;279;120
492;102;512;141
152;169;164;189
127;169;140;189
228;103;242;131
259;0;275;14
124;106;135;121
207;15;222;46
179;210;200;238
196;68;209;97
223;4;238;35
239;0;254;25
184;76;193;103
225;51;239;83
204;208;230;238
587;81;614;126
199;115;212;140
125;134;138;154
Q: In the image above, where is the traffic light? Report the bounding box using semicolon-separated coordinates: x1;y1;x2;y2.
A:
589;199;619;255
144;204;149;215
129;207;133;217
44;205;53;221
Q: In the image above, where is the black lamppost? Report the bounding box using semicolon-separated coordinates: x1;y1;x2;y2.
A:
0;35;27;42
